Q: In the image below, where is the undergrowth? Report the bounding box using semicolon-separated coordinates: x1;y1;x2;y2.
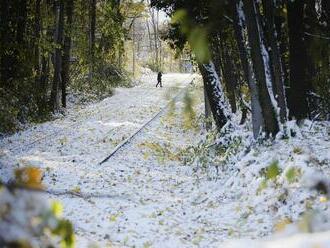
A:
0;167;75;247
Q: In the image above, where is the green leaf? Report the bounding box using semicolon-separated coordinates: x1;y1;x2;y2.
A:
266;160;281;180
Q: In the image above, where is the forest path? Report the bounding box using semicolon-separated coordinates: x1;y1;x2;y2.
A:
2;73;232;247
4;72;322;247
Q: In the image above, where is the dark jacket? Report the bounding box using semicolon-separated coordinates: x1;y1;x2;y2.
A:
157;72;162;81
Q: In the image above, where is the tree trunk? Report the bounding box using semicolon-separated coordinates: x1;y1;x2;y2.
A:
34;0;42;107
219;38;237;113
40;55;50;113
198;62;230;130
150;8;159;69
263;0;287;123
242;0;279;136
274;7;289;93
287;0;309;120
61;0;74;108
146;19;153;54
88;0;96;81
231;0;263;138
50;0;64;112
132;19;136;77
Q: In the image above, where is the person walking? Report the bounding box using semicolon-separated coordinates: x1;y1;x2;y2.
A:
156;71;163;88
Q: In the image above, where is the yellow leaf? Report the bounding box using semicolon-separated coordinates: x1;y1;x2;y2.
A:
51;201;64;218
15;167;43;189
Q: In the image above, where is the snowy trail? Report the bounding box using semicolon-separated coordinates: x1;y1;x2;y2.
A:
2;73;330;248
1;73;209;247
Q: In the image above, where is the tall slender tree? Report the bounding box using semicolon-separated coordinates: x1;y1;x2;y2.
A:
61;0;74;108
88;0;96;81
50;0;65;111
230;0;263;138
262;0;287;123
242;0;279;136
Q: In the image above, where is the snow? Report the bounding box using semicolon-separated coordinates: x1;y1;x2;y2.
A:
223;231;330;248
1;73;330;247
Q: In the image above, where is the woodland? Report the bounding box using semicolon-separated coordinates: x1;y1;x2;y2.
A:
151;0;330;137
0;0;330;247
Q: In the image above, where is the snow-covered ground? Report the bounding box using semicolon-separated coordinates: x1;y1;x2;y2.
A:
1;73;330;247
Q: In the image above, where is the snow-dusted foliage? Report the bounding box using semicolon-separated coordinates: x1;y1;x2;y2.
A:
0;187;75;247
185;118;330;246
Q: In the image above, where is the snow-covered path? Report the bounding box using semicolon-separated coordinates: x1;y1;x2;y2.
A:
1;73;212;247
2;73;330;248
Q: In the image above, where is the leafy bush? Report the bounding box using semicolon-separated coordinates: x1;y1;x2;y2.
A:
182;122;248;175
0;85;47;134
